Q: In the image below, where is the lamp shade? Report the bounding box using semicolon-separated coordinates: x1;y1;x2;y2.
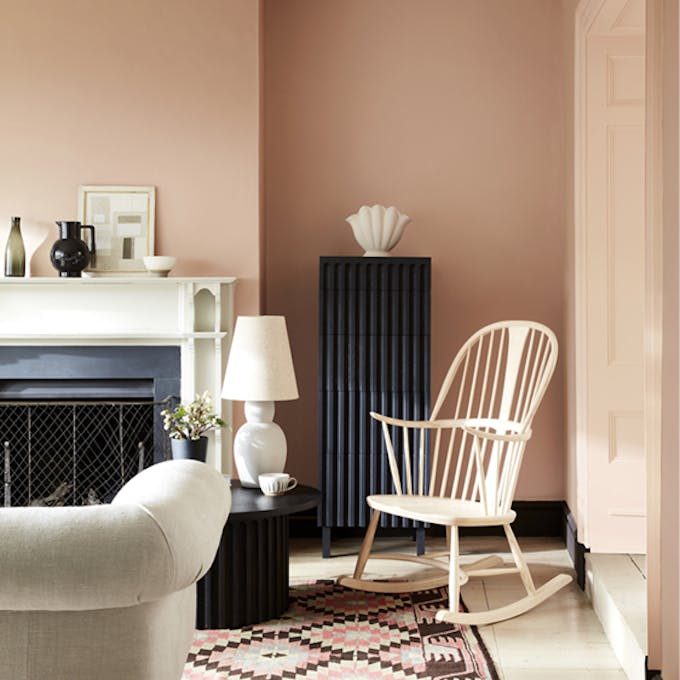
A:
221;315;299;402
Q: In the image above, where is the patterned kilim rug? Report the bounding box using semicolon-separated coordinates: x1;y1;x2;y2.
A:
183;580;499;680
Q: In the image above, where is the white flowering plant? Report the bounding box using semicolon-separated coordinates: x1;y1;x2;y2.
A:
161;391;226;441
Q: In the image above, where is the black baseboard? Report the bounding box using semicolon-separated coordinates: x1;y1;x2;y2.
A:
290;500;565;541
562;502;589;590
646;656;662;679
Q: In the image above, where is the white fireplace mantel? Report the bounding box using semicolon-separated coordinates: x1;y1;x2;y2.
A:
0;276;237;473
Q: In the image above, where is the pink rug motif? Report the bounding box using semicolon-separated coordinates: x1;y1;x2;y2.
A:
184;580;499;680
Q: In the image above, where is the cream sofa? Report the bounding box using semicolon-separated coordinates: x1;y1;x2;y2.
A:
0;459;230;680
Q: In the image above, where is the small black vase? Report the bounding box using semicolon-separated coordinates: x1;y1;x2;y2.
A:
50;221;96;278
170;437;208;462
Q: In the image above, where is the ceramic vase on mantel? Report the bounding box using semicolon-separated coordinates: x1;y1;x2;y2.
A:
170;437;208;462
5;217;26;277
50;221;96;278
345;205;411;256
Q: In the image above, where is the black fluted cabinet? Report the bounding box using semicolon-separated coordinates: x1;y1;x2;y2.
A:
318;257;431;557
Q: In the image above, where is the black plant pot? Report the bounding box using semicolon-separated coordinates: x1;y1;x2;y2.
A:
170;436;208;462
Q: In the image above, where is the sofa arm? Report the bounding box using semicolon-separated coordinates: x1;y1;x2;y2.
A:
113;459;231;592
0;460;230;612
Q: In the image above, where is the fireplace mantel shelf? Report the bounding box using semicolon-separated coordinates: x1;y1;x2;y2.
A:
0;276;236;473
0;331;228;341
0;276;237;284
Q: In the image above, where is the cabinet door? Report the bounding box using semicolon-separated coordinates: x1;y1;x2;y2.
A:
318;257;430;528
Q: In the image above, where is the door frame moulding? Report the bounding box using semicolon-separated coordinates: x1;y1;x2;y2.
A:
643;0;663;671
573;0;607;549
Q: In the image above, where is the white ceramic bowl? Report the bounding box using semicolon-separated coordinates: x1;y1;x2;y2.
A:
143;256;176;277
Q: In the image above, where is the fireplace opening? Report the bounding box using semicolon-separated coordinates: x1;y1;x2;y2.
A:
0;399;170;507
0;346;181;508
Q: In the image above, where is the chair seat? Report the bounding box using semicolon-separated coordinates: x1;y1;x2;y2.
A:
367;494;516;527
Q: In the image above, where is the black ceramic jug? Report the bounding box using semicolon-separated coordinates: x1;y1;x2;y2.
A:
50;221;96;277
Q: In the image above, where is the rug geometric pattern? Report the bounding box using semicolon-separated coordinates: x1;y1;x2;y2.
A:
183;580;499;680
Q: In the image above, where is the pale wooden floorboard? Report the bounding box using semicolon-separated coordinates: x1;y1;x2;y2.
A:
289;535;626;678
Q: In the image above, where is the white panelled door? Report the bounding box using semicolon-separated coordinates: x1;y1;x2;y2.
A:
582;0;646;552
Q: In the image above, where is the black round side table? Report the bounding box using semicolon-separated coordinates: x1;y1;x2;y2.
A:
196;481;320;629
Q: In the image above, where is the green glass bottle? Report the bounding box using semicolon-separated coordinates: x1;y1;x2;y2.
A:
5;216;25;277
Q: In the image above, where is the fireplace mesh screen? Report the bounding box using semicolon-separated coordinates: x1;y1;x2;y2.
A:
0;401;169;507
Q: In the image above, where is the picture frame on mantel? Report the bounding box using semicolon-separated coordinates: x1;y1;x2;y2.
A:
78;185;155;275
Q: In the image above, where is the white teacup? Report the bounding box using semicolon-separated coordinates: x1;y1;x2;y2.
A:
258;472;298;497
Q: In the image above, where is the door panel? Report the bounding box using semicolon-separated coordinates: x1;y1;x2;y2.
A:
584;6;646;552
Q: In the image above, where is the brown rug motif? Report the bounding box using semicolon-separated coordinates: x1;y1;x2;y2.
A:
184;580;499;679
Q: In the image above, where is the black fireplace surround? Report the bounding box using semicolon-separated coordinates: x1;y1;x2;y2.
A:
0;346;181;506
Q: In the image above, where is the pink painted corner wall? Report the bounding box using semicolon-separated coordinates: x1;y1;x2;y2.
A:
0;0;260;315
263;0;566;497
1;0;568;501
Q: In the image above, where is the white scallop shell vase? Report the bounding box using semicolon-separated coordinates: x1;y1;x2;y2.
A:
346;205;411;257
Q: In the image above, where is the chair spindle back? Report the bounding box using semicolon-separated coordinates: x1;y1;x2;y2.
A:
374;321;558;516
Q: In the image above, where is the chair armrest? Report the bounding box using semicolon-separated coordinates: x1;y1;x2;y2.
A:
459;417;532;442
370;411;530;443
369;412;468;496
369;411;462;430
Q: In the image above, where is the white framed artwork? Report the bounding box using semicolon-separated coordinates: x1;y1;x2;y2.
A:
78;185;155;275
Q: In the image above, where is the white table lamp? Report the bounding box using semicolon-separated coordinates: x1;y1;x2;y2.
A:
222;315;299;487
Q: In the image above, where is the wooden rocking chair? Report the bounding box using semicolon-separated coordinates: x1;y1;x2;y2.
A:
337;320;572;625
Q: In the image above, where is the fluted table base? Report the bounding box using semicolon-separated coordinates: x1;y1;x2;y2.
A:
196;482;320;629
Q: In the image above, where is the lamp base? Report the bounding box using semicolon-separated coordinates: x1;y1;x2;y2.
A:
233;401;287;488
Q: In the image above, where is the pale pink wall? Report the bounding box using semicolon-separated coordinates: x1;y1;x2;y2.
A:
0;0;261;315
264;0;566;497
